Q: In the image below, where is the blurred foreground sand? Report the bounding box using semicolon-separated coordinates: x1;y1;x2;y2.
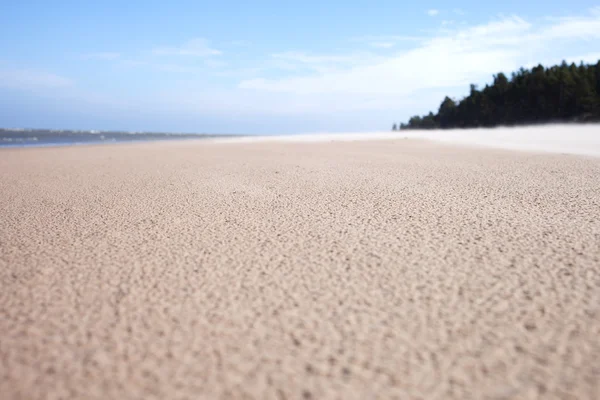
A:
1;139;599;399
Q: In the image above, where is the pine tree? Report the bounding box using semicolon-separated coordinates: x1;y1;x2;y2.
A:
396;59;600;129
438;97;457;128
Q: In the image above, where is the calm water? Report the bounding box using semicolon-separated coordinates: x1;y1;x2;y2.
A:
0;130;230;148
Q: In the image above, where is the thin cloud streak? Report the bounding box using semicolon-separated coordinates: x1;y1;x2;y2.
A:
152;38;222;57
82;52;121;60
0;68;73;89
370;42;396;48
238;10;600;99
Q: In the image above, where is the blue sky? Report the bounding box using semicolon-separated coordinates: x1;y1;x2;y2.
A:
1;1;600;134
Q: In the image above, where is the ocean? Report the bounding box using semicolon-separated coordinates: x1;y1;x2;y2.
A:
0;129;227;148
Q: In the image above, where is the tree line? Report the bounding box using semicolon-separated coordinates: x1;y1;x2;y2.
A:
393;60;600;130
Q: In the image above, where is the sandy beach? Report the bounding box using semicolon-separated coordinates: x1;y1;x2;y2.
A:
1;137;599;399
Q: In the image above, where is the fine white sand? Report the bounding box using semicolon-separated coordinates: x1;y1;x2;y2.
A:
1;131;599;399
220;124;600;157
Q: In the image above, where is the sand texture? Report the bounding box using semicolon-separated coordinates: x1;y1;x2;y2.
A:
1;139;600;399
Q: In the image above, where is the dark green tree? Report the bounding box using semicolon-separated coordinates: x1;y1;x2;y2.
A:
437;97;457;128
397;59;600;129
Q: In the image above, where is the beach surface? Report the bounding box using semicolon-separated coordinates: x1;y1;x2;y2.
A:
1;137;599;399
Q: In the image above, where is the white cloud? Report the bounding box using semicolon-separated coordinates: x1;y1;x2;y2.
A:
453;8;465;16
239;16;531;95
152;38;221;57
0;68;73;89
155;64;198;73
427;9;440;17
351;35;424;49
121;59;226;74
272;51;364;65
538;14;600;40
577;52;600;63
99;38;225;74
204;59;228;68
239;10;600;100
370;42;395;48
82;52;120;60
268;51;382;74
353;35;424;43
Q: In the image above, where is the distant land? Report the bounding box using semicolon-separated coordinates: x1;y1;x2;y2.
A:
0;128;241;147
395;60;600;130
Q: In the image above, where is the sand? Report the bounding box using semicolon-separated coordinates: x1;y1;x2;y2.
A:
224;124;600;157
1;137;599;399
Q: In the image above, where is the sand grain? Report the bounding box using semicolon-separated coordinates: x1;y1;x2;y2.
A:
1;139;599;399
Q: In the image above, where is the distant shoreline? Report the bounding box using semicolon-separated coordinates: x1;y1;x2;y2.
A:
0;128;243;148
3;125;600;157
